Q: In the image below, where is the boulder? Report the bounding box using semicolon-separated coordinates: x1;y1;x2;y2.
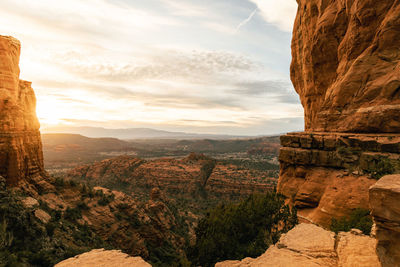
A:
55;249;151;267
370;175;400;266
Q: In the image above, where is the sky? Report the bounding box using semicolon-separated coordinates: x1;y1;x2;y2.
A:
0;0;302;136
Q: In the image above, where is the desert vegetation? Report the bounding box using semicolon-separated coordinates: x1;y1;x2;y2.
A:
0;178;106;266
330;208;373;235
187;191;298;266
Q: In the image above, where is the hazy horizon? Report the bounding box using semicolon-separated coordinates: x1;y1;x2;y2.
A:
41;125;292;139
1;0;303;135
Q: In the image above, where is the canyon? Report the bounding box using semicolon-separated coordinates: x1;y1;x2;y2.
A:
1;0;400;265
67;153;277;213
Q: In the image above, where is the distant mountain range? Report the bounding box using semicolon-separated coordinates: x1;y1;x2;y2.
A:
41;126;249;140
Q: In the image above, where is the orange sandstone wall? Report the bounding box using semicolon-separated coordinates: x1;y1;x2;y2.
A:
291;0;400;133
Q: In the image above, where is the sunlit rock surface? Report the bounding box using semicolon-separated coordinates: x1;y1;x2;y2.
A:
291;0;400;133
0;35;44;185
216;224;380;267
55;249;151;267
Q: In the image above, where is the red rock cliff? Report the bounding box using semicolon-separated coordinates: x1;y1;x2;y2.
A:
278;0;400;227
291;0;400;133
0;35;44;185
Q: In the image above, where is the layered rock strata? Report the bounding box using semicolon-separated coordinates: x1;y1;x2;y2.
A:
68;155;276;202
291;0;400;133
278;132;400;226
370;175;400;267
0;35;44;185
216;223;380;267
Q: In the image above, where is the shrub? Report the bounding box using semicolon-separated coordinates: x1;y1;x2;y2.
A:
45;222;57;237
116;203;129;210
330;208;373;235
0;219;13;249
80;184;88;194
366;158;394;179
54;177;65;188
64;207;82;222
98;196;111;206
188;191;297;267
77;201;90;211
97;192;115;206
69;180;77;187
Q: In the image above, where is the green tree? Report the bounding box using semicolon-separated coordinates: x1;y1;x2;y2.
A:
188;191;297;267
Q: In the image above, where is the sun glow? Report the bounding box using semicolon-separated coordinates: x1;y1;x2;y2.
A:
36;96;75;127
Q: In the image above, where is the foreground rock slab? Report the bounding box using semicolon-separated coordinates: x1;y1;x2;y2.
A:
216;224;380;267
55;249;151;267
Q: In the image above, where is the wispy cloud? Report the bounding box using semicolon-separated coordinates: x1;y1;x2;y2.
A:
52;49;260;83
236;8;258;32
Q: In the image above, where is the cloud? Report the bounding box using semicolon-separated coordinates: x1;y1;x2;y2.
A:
1;0;177;36
230;80;300;104
248;0;298;31
232;80;292;95
51;49;261;84
159;0;210;17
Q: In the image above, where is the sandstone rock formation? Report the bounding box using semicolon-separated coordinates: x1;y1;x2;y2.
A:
278;132;400;226
0;35;44;185
55;249;151;267
291;0;400;133
370;174;400;266
68;154;276;205
216;224;380;267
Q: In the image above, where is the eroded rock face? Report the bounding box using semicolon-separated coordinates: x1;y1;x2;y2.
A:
215;224;380;267
39;182;187;261
55;249;151;267
291;0;400;133
68;155;277;203
0;35;44;185
369;175;400;266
